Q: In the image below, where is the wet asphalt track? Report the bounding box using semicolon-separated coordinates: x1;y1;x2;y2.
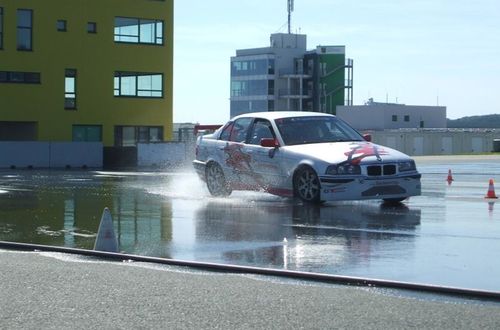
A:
1;155;500;328
0;155;499;293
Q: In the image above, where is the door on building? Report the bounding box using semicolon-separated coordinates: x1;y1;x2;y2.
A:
386;136;397;149
472;137;483;153
441;137;452;154
413;137;424;156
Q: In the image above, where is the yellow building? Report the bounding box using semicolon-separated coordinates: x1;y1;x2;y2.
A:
0;0;173;147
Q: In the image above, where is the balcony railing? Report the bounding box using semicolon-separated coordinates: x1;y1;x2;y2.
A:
278;69;312;78
278;89;312;98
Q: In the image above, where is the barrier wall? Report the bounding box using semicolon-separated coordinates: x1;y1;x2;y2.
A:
369;130;500;156
2;132;496;169
138;133;499;167
0;142;103;168
137;142;191;167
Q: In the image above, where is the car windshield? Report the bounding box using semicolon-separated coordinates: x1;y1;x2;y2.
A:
275;116;364;146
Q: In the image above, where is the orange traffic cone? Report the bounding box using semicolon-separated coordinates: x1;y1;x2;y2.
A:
446;169;454;183
485;179;498;199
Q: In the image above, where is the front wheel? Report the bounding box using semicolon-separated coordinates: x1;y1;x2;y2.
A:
294;166;322;203
205;163;232;197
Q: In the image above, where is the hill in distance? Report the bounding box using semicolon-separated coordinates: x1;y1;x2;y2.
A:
447;114;500;128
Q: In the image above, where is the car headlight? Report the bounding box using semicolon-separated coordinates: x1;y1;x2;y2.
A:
326;164;361;175
398;160;416;172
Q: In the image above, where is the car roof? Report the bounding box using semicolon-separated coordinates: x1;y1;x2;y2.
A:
232;111;335;121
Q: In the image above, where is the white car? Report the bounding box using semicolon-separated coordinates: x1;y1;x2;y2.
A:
193;112;421;203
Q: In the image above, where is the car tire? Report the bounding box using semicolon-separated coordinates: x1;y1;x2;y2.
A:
294;166;322;203
206;162;232;197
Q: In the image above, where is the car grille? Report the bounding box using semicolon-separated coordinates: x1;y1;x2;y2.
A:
366;164;397;176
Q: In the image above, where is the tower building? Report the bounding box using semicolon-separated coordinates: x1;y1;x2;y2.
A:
230;33;353;118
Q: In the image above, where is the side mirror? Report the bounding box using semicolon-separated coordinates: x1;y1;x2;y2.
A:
363;134;372;142
260;138;279;148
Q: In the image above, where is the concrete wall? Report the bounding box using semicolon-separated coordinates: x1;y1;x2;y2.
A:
50;142;103;167
137;142;193;167
368;130;500;156
0;142;103;168
337;104;447;130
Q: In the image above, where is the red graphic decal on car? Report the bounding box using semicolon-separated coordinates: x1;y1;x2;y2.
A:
223;143;270;189
224;143;252;171
344;143;388;165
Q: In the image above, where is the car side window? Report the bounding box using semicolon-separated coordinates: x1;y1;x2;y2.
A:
248;119;275;145
219;118;252;143
228;118;253;143
219;122;234;141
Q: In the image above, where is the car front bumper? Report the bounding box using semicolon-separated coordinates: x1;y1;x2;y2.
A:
319;173;421;201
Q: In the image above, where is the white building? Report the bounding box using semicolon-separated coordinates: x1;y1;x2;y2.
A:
337;99;447;130
369;129;498;156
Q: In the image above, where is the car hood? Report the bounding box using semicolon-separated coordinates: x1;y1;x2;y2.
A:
282;141;412;164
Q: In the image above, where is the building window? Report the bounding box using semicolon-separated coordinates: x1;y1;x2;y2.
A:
87;22;97;33
0;71;40;84
268;100;274;111
320;62;327;76
73;125;102;142
231;80;269;97
17;9;33;51
392;115;398;122
57;20;67;32
65;69;77;109
0;7;4;49
268;80;274;95
114;17;163;45
404;115;410;122
0;121;37;141
114;72;163;98
114;126;163;146
231;59;275;76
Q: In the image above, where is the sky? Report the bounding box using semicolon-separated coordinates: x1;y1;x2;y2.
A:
173;0;500;124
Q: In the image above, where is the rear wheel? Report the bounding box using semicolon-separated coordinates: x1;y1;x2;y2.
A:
205;162;232;197
294;166;321;203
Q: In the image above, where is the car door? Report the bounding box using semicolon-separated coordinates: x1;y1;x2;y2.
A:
245;119;284;191
217;117;255;188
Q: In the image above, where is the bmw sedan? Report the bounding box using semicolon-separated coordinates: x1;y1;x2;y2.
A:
193;112;421;203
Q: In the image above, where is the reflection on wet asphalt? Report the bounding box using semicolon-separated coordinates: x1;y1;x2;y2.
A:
0;157;499;291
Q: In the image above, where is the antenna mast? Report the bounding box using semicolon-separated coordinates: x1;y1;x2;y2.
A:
287;0;294;34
